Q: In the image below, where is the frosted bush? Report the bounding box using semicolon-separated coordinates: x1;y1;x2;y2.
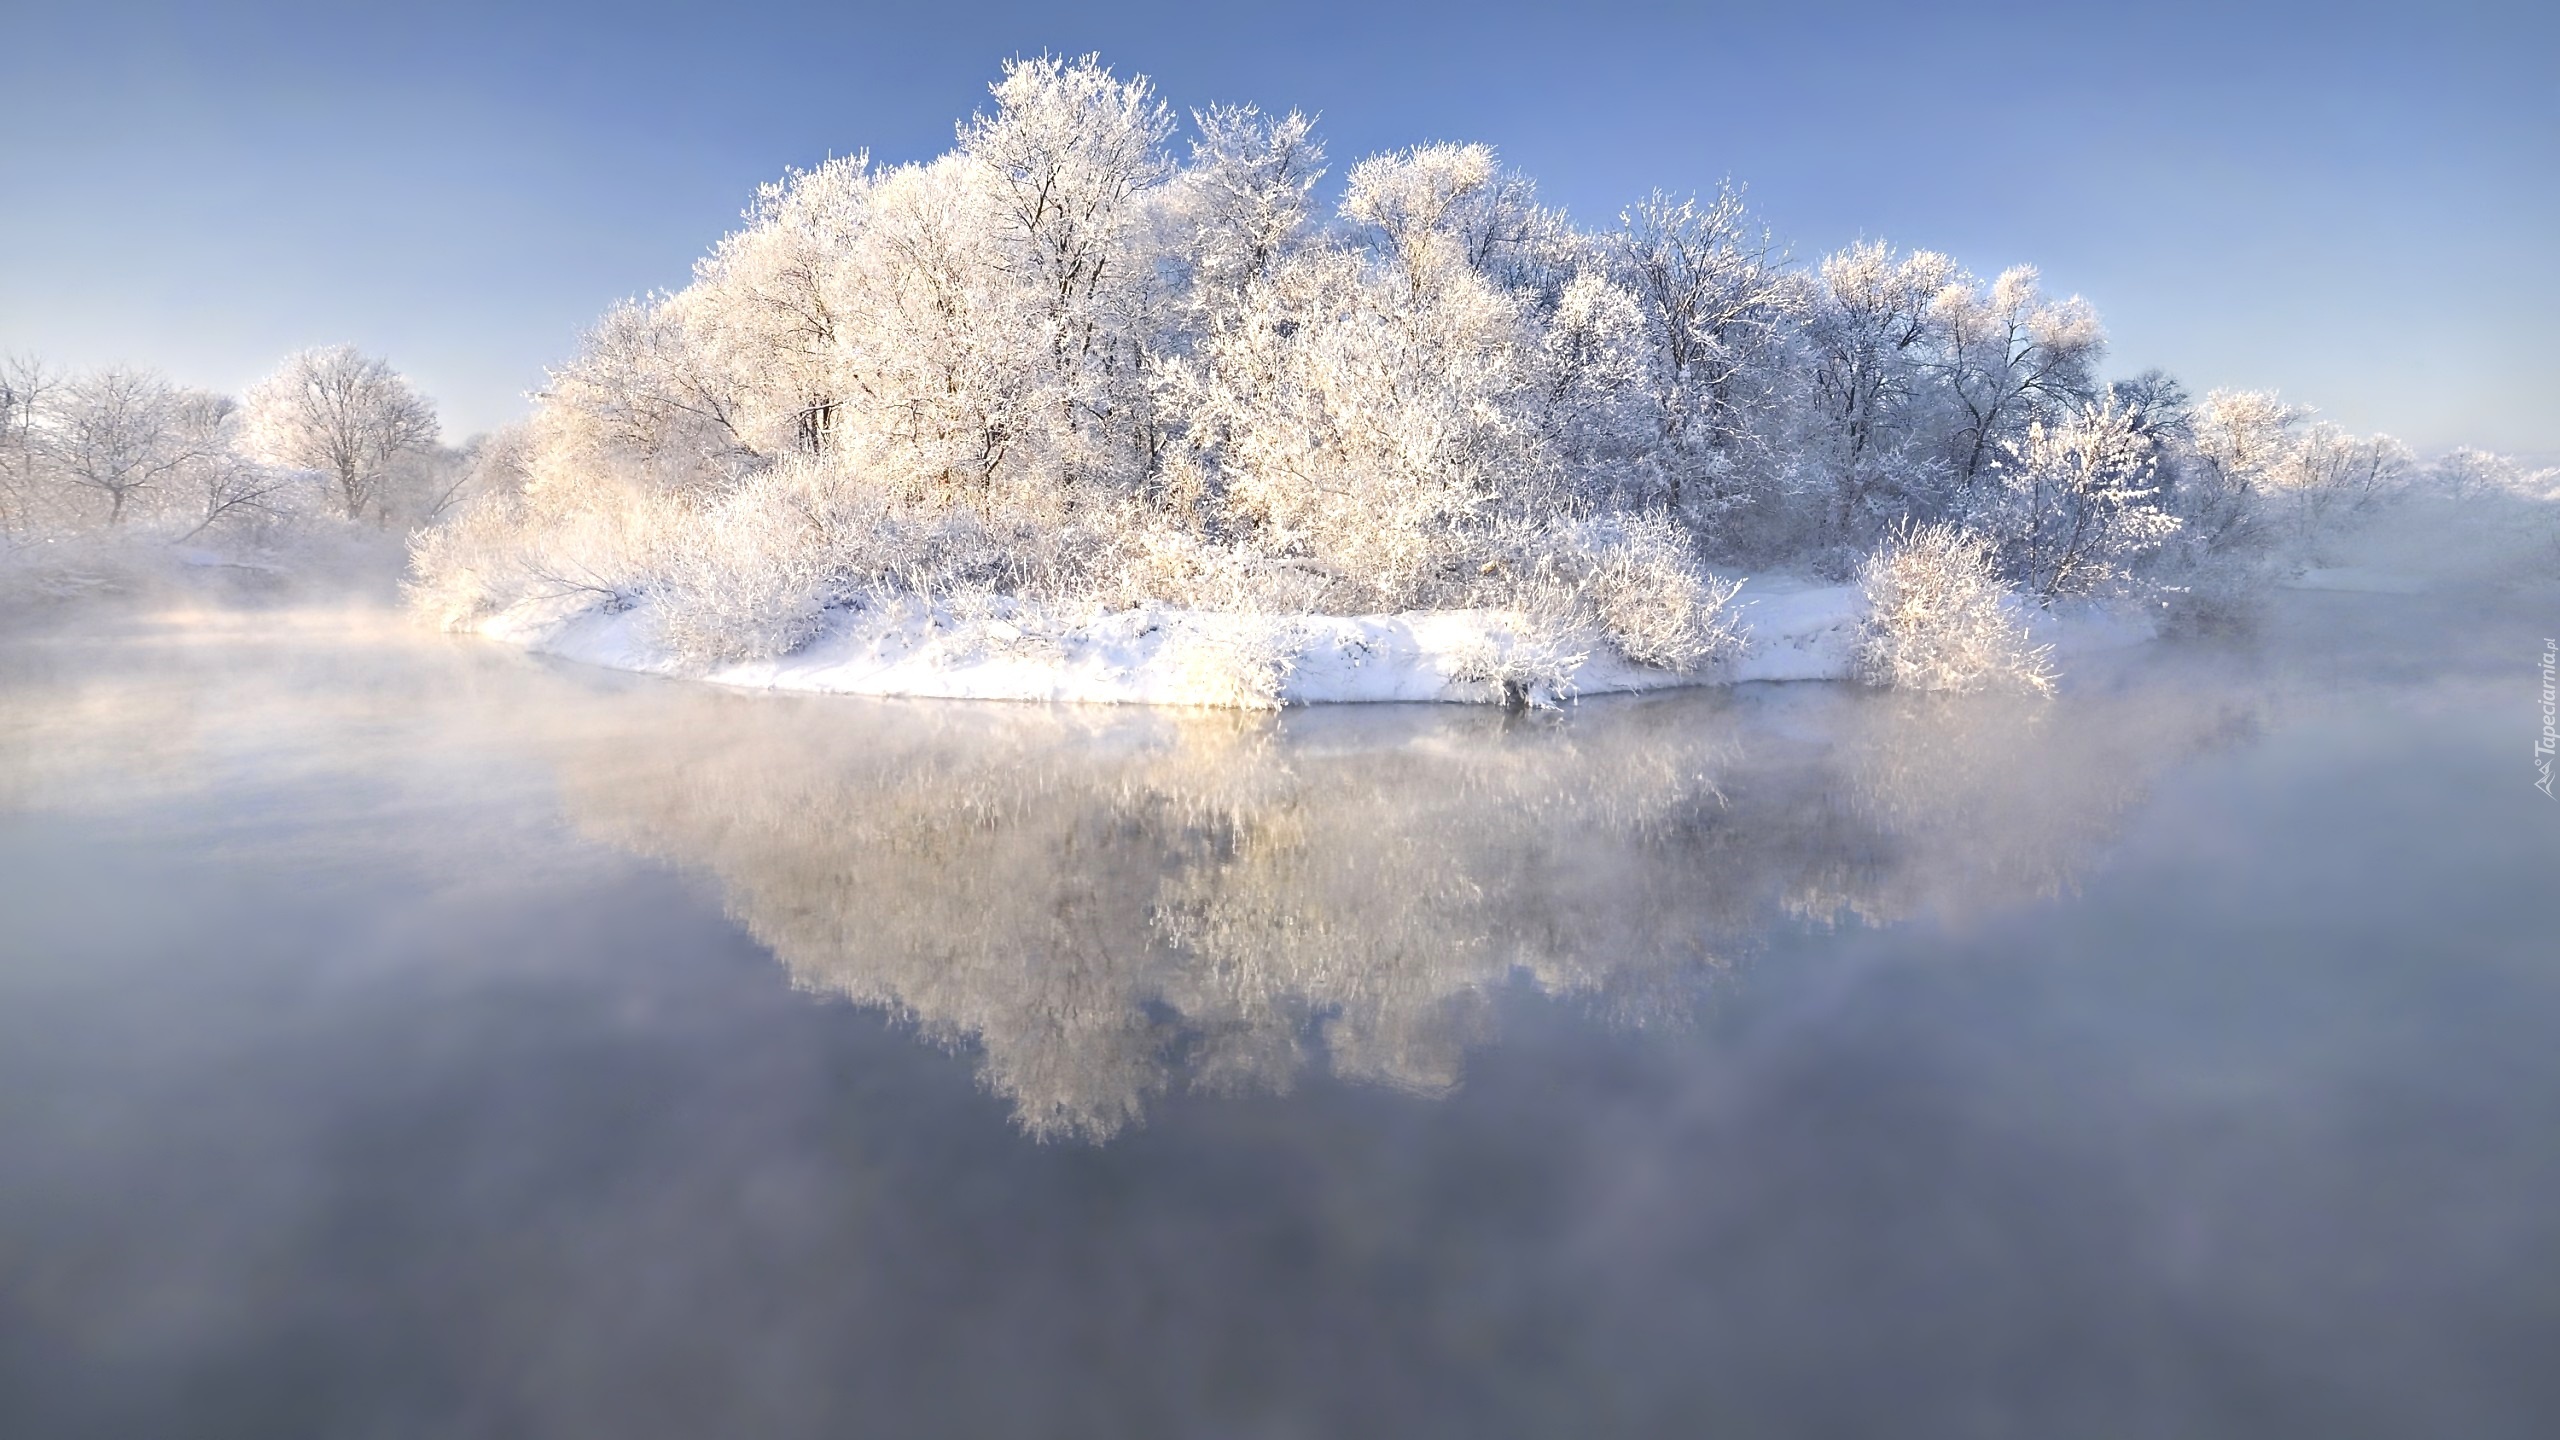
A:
1855;523;2055;695
644;474;841;667
1447;636;1586;709
1079;505;1331;615
1545;514;1747;673
1158;619;1303;710
404;493;526;629
1448;585;1592;708
406;481;671;630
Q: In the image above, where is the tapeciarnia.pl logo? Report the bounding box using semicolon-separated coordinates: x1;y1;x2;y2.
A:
2538;637;2556;799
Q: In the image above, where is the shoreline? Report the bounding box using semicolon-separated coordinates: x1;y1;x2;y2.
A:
470;581;2157;707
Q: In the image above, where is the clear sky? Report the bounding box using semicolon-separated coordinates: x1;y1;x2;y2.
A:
2;0;2552;453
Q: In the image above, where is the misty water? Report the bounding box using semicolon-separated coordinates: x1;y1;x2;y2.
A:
1;579;2554;1438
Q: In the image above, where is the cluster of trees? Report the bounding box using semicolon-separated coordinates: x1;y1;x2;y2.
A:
407;55;2510;679
0;345;459;548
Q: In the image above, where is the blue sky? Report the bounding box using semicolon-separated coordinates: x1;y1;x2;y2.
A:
2;0;2551;452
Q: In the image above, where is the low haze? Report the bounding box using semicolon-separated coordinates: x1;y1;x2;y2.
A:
4;8;2556;1435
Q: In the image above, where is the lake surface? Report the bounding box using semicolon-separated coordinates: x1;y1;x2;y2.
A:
2;581;2555;1438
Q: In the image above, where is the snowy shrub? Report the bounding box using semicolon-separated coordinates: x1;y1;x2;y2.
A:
1447;585;1592;708
405;492;530;629
1855;523;2055;695
642;470;844;667
1547;514;1749;673
1447;636;1584;709
411;479;670;623
1079;505;1332;615
1159;618;1303;710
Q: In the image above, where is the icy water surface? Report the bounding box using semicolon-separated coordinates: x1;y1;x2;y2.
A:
1;585;2554;1437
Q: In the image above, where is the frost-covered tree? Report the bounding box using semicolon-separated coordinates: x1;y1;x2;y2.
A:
543;294;763;487
1169;104;1325;317
1536;269;1657;501
1608;186;1793;514
164;391;295;541
1930;264;2104;486
2180;389;2410;549
0;361;299;541
2107;368;2193;445
1802;243;1963;545
1;355;63;535
2429;446;2535;501
1974;399;2179;599
2279;422;2411;531
696;154;874;460
241;346;439;522
48;366;200;525
958;52;1175;491
2183;387;2299;555
1341;143;1500;301
1177;239;1543;605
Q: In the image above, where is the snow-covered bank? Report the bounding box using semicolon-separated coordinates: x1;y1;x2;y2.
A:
470;581;2156;707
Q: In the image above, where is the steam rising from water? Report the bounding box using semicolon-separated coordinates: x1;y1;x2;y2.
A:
0;499;2552;1434
3;597;2273;1139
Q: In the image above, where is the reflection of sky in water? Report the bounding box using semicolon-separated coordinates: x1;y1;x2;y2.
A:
0;586;2554;1437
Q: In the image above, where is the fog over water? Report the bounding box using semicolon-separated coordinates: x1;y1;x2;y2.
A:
0;551;2555;1436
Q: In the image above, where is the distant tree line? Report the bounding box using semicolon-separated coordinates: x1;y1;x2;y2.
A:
0;345;469;546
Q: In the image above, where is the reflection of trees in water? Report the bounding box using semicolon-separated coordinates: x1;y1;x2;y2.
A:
552;680;2263;1141
0;611;2265;1141
552;702;1724;1139
0;611;2261;1142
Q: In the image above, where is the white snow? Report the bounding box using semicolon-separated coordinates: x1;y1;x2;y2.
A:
470;582;2158;707
1721;579;1868;682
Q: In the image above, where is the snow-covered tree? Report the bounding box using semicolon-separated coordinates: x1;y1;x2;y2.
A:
0;355;62;535
1802;243;1963;545
542;294;763;488
2279;422;2411;530
2428;446;2537;500
1974;399;2179;599
241;346;439;522
1340;143;1500;301
695;154;875;460
1536;268;1657;502
164;391;295;540
48;366;198;525
1177;239;1544;606
958;52;1175;493
1929;264;2104;486
1169;103;1325;317
2182;387;2299;555
1608;185;1794;515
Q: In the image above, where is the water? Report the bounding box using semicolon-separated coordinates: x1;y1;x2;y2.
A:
1;584;2554;1437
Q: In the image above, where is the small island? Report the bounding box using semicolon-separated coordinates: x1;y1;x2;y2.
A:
405;55;2424;706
